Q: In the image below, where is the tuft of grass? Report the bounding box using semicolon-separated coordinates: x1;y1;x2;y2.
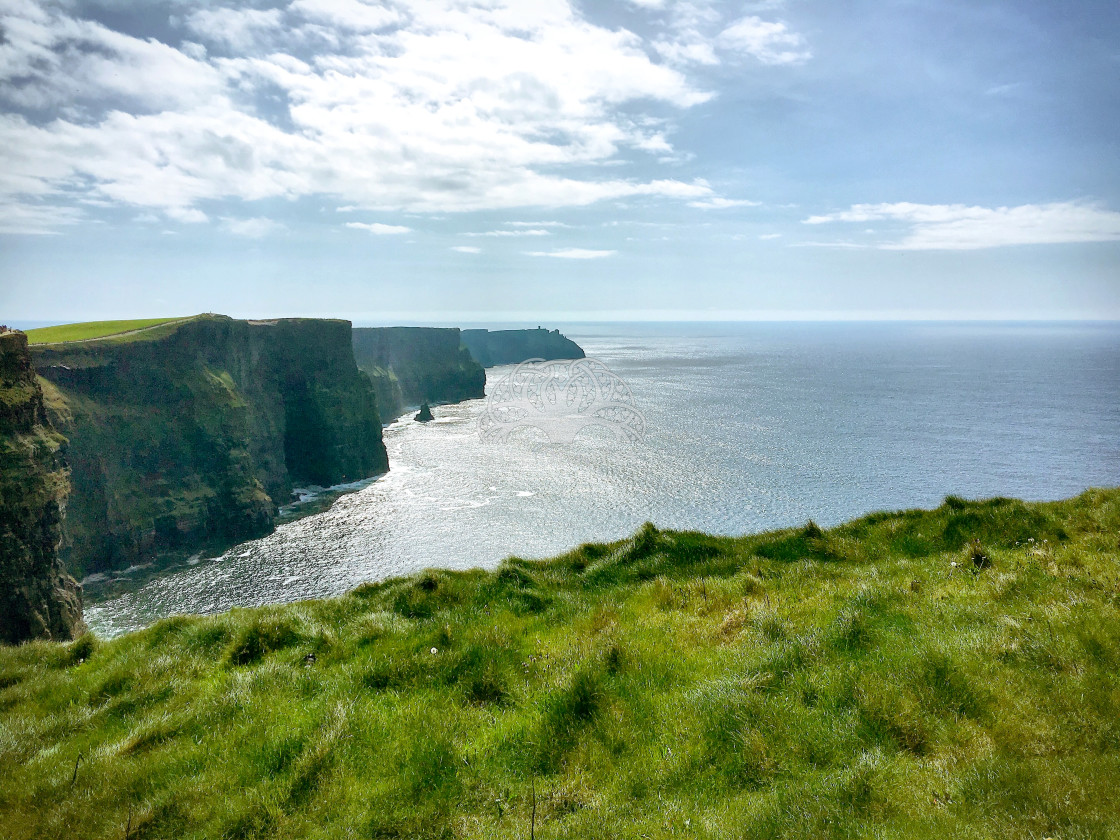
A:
225;614;304;666
67;632;97;665
1;489;1119;838
968;537;992;570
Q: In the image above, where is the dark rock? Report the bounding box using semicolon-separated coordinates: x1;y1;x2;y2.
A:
415;403;433;422
1;330;84;644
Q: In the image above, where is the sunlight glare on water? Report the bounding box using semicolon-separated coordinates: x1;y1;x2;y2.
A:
85;322;1120;637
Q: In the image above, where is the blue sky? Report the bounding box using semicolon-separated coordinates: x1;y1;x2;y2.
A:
1;0;1118;322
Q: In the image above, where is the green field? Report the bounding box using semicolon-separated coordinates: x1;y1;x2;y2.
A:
2;490;1119;839
24;317;189;345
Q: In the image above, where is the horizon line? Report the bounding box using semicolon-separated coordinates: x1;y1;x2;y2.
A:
8;313;1120;329
363;315;1120;325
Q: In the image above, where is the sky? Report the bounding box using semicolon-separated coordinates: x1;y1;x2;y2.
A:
1;0;1118;323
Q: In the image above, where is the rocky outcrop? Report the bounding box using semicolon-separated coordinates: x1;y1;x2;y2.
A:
351;327;485;420
1;330;84;644
459;328;584;367
31;316;387;577
414;403;433;422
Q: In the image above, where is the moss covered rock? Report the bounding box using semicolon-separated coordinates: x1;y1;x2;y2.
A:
0;330;83;643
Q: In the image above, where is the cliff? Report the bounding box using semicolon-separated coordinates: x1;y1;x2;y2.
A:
31;316;387;577
459;327;585;367
351;327;485;420
0;330;83;643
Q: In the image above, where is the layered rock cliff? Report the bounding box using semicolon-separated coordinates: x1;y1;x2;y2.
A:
32;316;387;577
459;327;584;367
351;327;485;420
0;330;84;643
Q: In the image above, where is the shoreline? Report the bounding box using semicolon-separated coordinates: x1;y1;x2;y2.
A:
80;406;438;606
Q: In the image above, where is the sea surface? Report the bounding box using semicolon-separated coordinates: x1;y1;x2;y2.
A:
86;322;1120;637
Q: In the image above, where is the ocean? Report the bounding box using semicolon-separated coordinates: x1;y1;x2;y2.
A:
85;321;1120;637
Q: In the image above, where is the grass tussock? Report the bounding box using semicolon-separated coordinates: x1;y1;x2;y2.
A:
1;489;1120;838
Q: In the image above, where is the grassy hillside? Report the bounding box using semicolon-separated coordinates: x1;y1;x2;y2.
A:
24;318;190;345
2;490;1119;839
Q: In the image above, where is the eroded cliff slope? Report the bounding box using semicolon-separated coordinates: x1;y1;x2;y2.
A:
32;316;387;577
351;327;484;420
0;330;83;643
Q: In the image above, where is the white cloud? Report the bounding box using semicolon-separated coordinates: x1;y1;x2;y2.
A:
346;221;412;234
688;197;761;209
0;201;83;234
451;245;481;253
0;0;734;230
984;82;1025;97
759;232;782;240
464;228;550;237
525;248;616;259
289;0;402;32
223;216;284;237
653;37;720;66
0;4;223;111
506;220;571;227
179;41;208;61
718;15;810;65
184;8;284;53
648;3;737;68
803;201;1120;250
166;206;209;224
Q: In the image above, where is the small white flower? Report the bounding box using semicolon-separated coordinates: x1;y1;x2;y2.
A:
950;561;959;568
431;647;438;655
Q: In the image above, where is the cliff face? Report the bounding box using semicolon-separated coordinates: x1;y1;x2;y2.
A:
0;331;84;644
32;316;387;577
351;327;485;420
459;328;585;367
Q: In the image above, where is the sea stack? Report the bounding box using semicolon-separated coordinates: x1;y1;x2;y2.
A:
415;403;434;422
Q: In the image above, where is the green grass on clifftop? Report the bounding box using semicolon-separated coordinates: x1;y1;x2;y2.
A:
24;317;191;345
2;490;1119;839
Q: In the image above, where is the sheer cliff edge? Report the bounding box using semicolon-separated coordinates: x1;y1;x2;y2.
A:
0;329;83;643
29;316;388;578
